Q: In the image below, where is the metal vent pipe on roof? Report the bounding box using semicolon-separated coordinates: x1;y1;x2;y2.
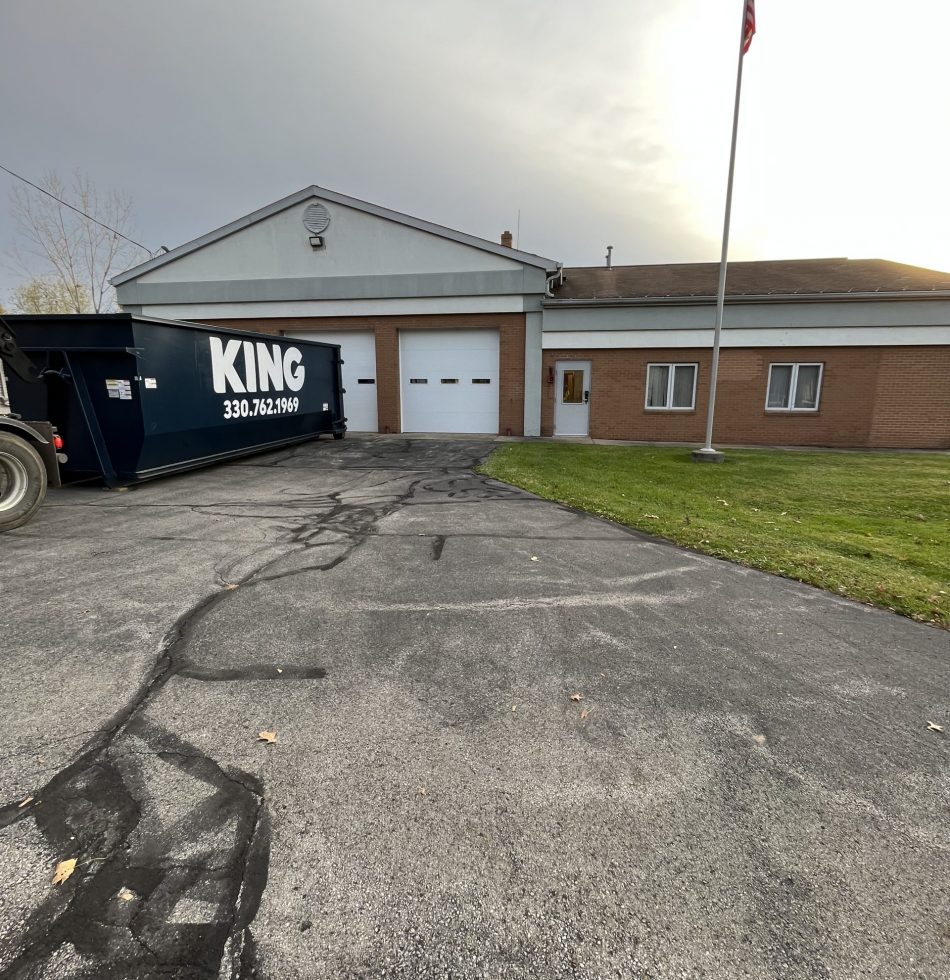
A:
605;245;613;269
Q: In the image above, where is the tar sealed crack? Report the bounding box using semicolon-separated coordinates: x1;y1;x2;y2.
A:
0;441;493;980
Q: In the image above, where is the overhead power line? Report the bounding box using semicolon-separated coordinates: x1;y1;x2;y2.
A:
0;164;154;254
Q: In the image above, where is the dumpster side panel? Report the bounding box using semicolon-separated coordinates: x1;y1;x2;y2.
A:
127;322;343;479
4;314;345;485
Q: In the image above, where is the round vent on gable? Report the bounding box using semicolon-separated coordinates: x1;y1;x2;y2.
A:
302;202;331;234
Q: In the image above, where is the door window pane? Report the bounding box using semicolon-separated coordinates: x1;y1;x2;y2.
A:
562;370;584;404
646;365;670;407
794;365;821;409
767;365;793;408
671;365;696;408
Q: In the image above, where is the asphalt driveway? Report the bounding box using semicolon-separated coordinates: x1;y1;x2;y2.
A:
0;436;947;980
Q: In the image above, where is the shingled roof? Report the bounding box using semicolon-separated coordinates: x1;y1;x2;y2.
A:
551;258;950;301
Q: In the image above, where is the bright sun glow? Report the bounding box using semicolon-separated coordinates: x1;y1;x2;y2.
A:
650;0;950;272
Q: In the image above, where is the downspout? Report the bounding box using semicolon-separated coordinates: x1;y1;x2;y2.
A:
545;263;563;298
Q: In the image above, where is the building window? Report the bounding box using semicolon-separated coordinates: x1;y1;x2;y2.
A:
645;363;697;410
766;363;823;411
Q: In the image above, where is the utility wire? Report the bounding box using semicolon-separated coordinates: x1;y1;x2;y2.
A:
0;164;153;254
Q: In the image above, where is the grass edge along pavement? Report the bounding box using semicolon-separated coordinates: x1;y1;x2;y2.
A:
478;443;950;629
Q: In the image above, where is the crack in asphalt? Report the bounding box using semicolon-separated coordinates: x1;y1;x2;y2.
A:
0;439;500;980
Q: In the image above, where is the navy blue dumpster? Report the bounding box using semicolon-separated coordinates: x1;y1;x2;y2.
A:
5;313;345;486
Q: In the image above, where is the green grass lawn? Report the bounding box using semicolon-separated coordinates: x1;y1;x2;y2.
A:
479;443;950;628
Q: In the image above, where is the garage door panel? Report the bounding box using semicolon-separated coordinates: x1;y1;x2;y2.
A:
286;330;378;432
400;329;499;434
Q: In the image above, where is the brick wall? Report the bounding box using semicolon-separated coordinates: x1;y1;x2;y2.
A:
202;313;527;435
869;347;950;448
541;346;950;449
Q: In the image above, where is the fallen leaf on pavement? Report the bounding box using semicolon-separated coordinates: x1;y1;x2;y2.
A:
530;556;539;562
580;708;590;720
118;887;137;902
18;795;33;808
570;693;583;702
927;721;944;733
52;859;77;885
257;731;277;744
223;583;239;590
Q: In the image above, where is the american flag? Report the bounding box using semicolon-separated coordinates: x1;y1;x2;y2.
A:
743;0;756;54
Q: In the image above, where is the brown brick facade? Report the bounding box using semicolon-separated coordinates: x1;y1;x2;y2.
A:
203;313;527;436
541;346;950;449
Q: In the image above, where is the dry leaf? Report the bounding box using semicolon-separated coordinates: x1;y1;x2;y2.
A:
642;514;660;520
530;556;539;562
569;693;583;702
118;887;137;902
927;721;944;733
257;730;277;744
579;708;590;721
18;795;34;808
276;668;283;674
511;705;517;712
223;583;239;590
52;859;77;885
716;498;729;507
752;734;767;745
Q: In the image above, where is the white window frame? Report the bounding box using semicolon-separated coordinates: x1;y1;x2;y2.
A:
644;362;698;411
766;362;824;412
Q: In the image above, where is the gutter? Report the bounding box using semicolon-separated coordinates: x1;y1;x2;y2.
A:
543;290;950;308
545;263;564;298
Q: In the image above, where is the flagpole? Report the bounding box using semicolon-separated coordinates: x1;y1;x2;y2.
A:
693;0;751;463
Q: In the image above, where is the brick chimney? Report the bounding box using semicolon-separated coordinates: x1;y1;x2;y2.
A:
500;230;513;248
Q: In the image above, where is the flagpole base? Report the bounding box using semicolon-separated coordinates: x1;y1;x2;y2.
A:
692;448;725;464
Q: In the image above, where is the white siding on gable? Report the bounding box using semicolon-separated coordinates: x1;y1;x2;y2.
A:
138;200;525;284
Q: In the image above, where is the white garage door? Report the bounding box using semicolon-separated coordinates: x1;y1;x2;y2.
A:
285;330;378;432
400;329;499;434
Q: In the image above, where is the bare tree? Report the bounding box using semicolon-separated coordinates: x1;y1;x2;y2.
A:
9;171;149;313
12;277;93;314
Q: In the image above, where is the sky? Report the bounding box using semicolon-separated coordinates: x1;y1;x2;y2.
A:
2;0;949;304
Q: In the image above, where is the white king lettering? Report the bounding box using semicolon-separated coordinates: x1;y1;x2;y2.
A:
210;337;306;394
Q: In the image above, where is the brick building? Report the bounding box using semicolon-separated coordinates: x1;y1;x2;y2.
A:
113;186;950;449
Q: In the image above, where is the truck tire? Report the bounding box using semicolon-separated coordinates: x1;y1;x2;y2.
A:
333;430;345;440
0;431;47;532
